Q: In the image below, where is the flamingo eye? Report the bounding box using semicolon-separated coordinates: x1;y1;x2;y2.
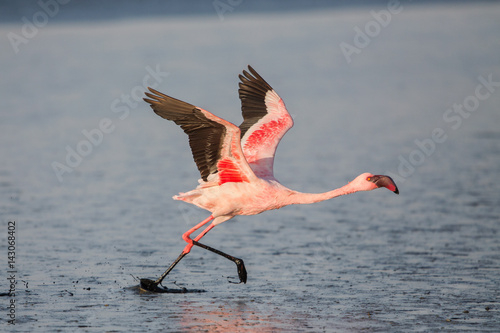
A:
366;177;371;181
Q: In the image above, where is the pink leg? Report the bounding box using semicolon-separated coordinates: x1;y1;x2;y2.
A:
181;215;215;254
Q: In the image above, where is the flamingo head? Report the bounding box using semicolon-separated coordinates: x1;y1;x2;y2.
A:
352;173;399;194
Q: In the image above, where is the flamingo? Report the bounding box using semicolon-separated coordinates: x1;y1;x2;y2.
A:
140;66;398;292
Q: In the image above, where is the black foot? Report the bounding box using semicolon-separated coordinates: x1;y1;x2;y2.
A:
140;278;176;293
139;278;205;293
234;258;247;284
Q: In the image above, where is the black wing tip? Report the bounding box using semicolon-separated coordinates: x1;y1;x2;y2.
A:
143;88;200;114
238;65;273;94
246;65;259;78
143;87;164;104
145;87;164;97
244;65;264;81
241;67;255;82
143;98;156;106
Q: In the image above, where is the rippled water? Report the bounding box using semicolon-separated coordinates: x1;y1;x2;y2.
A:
1;2;499;332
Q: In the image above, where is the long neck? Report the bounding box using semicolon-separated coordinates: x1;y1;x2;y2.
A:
287;182;359;205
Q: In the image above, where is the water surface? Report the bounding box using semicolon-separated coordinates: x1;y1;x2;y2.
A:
1;2;499;332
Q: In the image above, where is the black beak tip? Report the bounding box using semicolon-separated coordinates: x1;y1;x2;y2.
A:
372;175;399;195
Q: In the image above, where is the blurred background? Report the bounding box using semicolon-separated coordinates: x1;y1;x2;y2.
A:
1;0;499;331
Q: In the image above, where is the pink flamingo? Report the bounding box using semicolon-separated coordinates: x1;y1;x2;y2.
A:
140;66;398;292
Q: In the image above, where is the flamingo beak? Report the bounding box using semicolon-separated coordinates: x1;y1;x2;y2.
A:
370;175;399;194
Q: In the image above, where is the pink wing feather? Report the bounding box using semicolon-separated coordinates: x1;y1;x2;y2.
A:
238;66;294;179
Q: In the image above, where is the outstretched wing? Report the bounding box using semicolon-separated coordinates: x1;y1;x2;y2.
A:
238;66;294;179
144;88;255;186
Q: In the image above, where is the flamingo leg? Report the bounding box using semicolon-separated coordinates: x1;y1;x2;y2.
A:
181;216;216;254
140;215;246;292
140;215;214;292
184;219;247;284
192;240;247;284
